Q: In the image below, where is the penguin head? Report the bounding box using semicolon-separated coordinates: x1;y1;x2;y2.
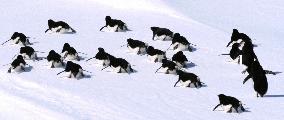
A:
150;27;158;32
98;47;105;52
127;38;133;43
16;55;24;60
105;16;111;21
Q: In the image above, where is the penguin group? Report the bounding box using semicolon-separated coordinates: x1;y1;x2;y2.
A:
1;14;281;114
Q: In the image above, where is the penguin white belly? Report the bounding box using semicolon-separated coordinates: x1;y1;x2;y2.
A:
148;55;158;63
59;28;70;34
12;63;25;72
65;54;78;60
160;67;176;74
179;80;191;88
18;41;29;46
139;47;147;55
148;54;164;63
102;25;119;32
112;66;123;73
174;61;185;68
75;69;83;79
12;37;20;44
154;35;172;41
21;53;37;60
154;35;166;41
49;61;63;68
128;46;140;53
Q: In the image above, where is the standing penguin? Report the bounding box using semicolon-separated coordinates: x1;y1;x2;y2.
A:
240;41;257;67
220;43;242;63
243;60;268;97
227;29;252;47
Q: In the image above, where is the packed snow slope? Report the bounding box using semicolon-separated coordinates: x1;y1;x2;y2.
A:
164;0;284;42
0;0;283;120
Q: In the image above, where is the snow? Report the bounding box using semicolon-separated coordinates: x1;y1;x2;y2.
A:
0;0;283;120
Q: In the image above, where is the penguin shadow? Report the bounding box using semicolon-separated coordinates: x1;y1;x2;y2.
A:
162;38;173;41
111;30;132;33
189;46;197;52
49;64;66;69
273;72;282;75
130;69;138;73
105;69;138;74
253;44;259;47
22;65;33;72
264;95;284;98
64;56;86;61
62;32;76;34
29;41;40;45
80;74;93;79
241;108;251;113
184;62;196;69
200;83;208;88
194;83;208;88
101;27;132;32
118;26;132;32
175;82;207;88
60;74;93;80
35;57;47;61
47;30;76;34
104;67;137;74
78;56;87;61
213;107;251;113
121;29;132;32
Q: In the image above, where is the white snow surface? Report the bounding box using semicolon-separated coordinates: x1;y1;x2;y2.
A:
0;0;283;120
